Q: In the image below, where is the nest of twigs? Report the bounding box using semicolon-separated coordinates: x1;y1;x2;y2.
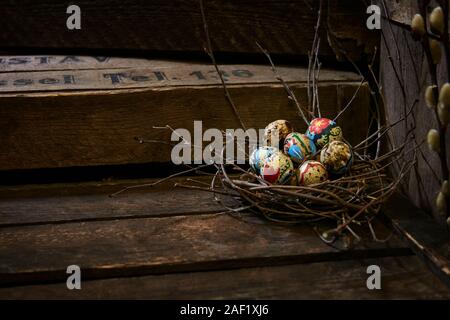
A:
190;0;417;245
202;135;415;246
114;0;419;247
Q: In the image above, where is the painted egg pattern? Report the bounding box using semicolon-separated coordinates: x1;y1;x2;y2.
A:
283;132;316;163
260;151;294;185
264;120;294;148
249;146;278;173
306;118;343;148
298;160;328;186
320;141;353;175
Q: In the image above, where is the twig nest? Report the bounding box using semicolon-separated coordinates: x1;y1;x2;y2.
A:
260;150;294;185
283;132;316;163
298;160;328;186
320;140;353;176
430;39;442;64
436;192;447;216
411;14;426;39
430;6;445;35
425;85;437;109
306;118;343;148
427;129;440;152
249;146;278;173
264;120;294;148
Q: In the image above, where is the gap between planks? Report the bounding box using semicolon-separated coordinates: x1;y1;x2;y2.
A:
1;255;447;299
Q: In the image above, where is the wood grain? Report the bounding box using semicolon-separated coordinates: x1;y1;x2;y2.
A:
0;175;234;227
0;0;375;61
0;61;362;93
0;211;409;286
0;60;370;170
383;194;450;288
380;1;450;221
1;256;448;299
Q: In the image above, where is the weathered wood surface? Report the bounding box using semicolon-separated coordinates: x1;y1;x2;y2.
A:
0;59;362;92
0;177;226;227
0;202;408;286
0;58;370;170
386;0;449;30
2;176;449;297
0;0;376;61
380;1;450;221
1;256;448;299
383;194;450;288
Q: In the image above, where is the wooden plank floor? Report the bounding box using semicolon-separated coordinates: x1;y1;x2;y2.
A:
0;177;449;299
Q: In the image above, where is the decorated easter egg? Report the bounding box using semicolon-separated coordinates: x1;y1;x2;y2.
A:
249;146;278;173
264;120;294;148
260;151;295;184
298;160;328;186
306;118;343;148
283;132;316;163
320;141;353;175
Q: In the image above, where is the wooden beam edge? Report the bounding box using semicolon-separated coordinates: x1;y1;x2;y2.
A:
383;194;450;288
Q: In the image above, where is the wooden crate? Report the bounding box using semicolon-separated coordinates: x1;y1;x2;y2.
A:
0;56;370;170
0;55;449;298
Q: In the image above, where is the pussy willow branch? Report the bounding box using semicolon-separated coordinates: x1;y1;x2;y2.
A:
418;1;449;187
418;0;450;219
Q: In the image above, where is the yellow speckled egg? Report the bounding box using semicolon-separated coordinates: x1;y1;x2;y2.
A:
298;160;328;186
320;141;353;176
260;150;295;184
264;120;294;148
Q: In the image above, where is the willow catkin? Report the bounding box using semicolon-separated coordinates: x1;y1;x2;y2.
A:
411;14;426;39
438;104;450;125
442;180;449;197
439;83;450;108
438;84;450;125
427;129;440;152
425;85;437;108
430;39;442;64
430;6;445;35
436;192;447;215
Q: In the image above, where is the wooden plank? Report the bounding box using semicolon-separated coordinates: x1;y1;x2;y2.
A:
0;178;225;227
380;1;450;220
0;61;370;171
385;0;447;30
383;194;450;288
1;256;447;299
0;56;175;72
0;212;409;286
0;0;375;61
0;62;362;93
